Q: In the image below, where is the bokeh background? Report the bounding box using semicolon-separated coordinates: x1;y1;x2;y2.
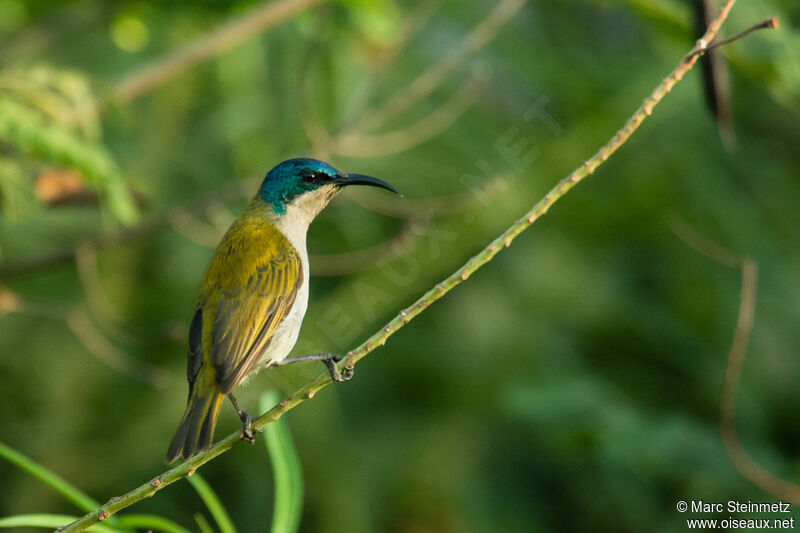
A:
1;0;799;531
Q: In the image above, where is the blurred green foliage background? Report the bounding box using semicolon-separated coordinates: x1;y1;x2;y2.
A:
1;0;799;531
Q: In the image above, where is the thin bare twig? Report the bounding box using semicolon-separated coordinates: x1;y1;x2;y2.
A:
347;173;509;219
161;201;238;248
296;4;334;154
668;217;800;504
666;215;740;268
169;211;227;248
203;201;237;234
702;16;778;53
0;286;168;387
0;178;258;277
75;243;137;343
64;310;169;388
57;2;763;531
329;75;484;158
300;0;445;157
309;216;422;276
343;0;527;135
367;0;444;76
719;260;800;504
110;0;325;107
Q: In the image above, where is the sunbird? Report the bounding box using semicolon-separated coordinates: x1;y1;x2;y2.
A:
166;158;399;463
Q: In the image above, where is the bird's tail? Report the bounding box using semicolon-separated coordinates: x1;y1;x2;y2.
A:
166;380;224;463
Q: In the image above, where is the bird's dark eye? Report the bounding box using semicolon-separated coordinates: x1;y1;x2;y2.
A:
300;170;334;184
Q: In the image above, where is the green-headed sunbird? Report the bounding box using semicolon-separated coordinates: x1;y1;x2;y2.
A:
166;158;399;463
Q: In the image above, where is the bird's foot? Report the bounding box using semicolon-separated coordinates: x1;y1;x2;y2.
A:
279;352;354;382
238;411;263;444
227;393;263;444
323;354;354;382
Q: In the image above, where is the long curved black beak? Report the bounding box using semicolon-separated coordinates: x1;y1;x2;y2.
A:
334;173;401;196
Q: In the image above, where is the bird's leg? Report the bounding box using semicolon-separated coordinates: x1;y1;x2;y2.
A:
227;393;261;443
276;352;354;382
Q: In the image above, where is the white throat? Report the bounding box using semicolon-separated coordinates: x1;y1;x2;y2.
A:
273;185;337;259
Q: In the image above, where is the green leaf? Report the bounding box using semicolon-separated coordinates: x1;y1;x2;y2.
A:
260;391;304;533
117;514;192;533
187;473;236;533
194;512;215;533
0;514;119;533
0;441;99;512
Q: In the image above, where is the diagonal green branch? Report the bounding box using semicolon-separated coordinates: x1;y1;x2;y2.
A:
58;2;773;531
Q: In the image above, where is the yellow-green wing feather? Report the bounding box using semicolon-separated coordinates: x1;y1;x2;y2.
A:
195;205;303;394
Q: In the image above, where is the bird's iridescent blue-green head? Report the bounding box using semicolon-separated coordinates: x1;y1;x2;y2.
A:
259;158;398;216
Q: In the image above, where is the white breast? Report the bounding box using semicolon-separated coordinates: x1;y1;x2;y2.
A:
256;187;332;367
260;271;308;367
